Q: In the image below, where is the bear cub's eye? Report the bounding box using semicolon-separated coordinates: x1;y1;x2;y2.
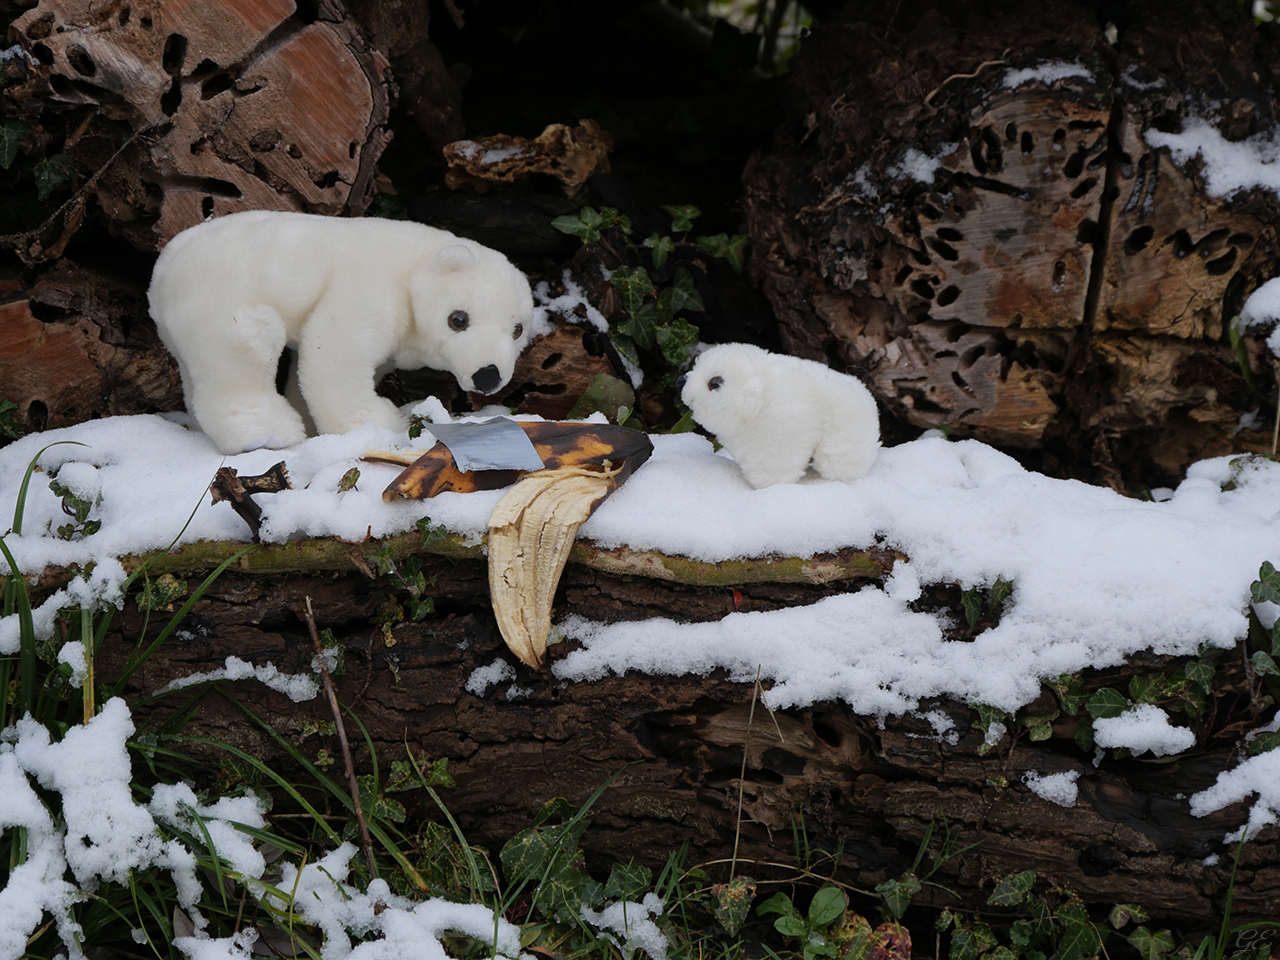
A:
448;310;470;332
512;323;523;340
707;376;724;391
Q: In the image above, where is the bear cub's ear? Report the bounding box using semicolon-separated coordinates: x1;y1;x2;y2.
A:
434;243;477;272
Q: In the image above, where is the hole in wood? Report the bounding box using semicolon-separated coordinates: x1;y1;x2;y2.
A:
1198;228;1230;255
202;196;214;218
201;71;234;100
1068;119;1103;130
1005;122;1018;142
118;4;130;25
1171;230;1195;258
1021;130;1033;155
140;15;152;29
944;321;971;342
927;238;959;261
32;42;55;65
922;204;942;219
912;246;931;266
1088;148;1109;172
951;370;974;394
982;127;1003;172
315;170;341;189
811;720;843;746
1069;177;1097;199
1206;249;1237;275
1076;219;1097;245
936;285;961;307
894;265;914;285
541;352;564;370
1053;128;1066;148
349;141;357;159
911;278;936;300
161;77;182;116
1229;233;1255;248
937;227;963;242
26;400;48;433
969;131;988;174
162;33;187;75
1124;225;1154;255
1052;260;1067;289
67;44;96;76
197;177;243;198
959;344;986;369
1063;146;1086;179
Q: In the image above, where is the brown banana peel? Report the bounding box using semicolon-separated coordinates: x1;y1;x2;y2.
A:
380;421;654;668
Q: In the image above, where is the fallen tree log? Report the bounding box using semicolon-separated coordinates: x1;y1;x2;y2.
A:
80;536;1280;929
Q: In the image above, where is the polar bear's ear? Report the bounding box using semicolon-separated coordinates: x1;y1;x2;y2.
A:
434;243;477;273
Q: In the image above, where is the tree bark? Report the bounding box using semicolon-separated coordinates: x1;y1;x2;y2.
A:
87;538;1279;928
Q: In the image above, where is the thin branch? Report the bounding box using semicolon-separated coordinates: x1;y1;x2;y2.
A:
729;665;763;880
304;595;378;882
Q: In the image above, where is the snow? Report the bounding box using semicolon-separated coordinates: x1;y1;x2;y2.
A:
581;894;670;960
1022;770;1080;808
1240;277;1280;358
1002;61;1093;89
1092;704;1197;758
1;394;1278;952
1145;116;1280;199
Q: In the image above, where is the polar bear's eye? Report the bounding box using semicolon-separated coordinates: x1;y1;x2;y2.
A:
707;376;724;391
448;310;470;332
512;323;523;340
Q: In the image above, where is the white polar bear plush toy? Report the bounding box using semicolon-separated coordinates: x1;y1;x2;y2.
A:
148;210;534;454
680;342;880;488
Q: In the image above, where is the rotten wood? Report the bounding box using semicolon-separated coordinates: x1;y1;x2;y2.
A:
8;0;393;250
742;0;1279;487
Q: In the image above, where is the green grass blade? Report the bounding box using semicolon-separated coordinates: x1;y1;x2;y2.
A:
0;535;37;718
110;547;252;694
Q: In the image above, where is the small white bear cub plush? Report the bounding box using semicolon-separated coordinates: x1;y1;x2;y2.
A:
680;342;880;488
149;210;534;454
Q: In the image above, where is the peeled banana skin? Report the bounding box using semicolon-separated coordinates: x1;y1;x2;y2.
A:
381;422;653;668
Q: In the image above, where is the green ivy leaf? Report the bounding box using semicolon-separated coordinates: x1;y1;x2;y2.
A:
1247;729;1280;755
990;577;1013;610
988;870;1036;907
1128;675;1159;704
950;922;998;960
33;154;71;201
552;207;604;243
0;120;27;171
1252;650;1279;676
1184;660;1214;694
1108;903;1149;928
696;232;749;272
1086;688;1128;720
961;588;983;628
809;885;847;929
757;891;802;920
1126;926;1174;960
875;874;921;920
565;372;635;422
618;301;662;352
643;233;675;268
600;860;652;904
656;317;700;369
669;410;697;433
1050;904;1104;960
1251;561;1280;605
1050;674;1088;714
662;203;701;232
713;875;757;936
659;267;706;314
610;265;656;323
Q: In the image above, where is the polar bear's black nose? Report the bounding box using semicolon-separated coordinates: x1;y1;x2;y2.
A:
471;364;502;394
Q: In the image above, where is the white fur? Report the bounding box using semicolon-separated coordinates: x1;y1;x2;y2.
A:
148;211;534;454
680;343;880;488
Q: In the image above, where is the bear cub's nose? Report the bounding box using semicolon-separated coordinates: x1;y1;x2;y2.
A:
472;364;502;394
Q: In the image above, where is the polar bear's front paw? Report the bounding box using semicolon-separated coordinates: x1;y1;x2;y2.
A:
201;396;307;454
316;397;406;437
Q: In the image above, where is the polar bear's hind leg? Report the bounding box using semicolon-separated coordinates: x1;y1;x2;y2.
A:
185;304;306;452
